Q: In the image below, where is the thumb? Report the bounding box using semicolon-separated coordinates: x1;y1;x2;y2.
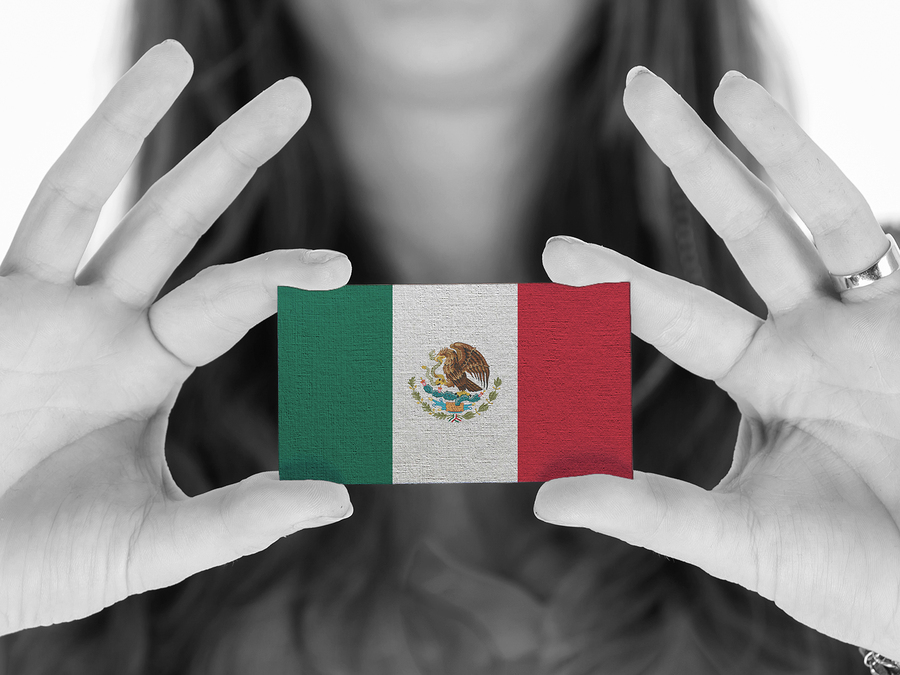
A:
135;472;352;591
533;472;757;592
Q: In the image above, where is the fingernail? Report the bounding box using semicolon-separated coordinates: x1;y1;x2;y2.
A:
293;502;353;530
533;504;575;527
533;477;592;526
321;500;353;520
546;235;586;247
625;65;653;86
720;70;747;85
302;249;346;264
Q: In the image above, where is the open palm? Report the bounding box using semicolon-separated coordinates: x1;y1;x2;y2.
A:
0;41;352;634
537;68;900;660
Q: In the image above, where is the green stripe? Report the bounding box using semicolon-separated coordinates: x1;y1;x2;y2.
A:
278;285;393;483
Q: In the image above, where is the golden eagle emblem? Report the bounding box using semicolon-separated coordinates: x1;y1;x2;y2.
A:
434;342;490;392
409;342;502;422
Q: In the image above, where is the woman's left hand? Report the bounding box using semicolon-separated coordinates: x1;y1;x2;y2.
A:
536;67;900;659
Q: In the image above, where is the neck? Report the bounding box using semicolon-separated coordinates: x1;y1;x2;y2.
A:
322;81;556;283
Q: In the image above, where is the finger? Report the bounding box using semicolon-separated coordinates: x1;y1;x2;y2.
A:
149;249;351;367
77;76;312;307
543;236;762;382
533;472;758;598
135;473;352;593
1;40;193;283
714;72;888;280
623;67;829;313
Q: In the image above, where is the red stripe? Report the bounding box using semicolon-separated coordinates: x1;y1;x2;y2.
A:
517;283;632;482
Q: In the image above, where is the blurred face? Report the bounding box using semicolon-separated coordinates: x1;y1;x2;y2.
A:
288;0;597;101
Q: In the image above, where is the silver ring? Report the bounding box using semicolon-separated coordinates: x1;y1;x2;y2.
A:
831;234;900;292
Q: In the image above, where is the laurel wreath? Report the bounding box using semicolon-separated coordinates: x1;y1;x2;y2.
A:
408;362;502;421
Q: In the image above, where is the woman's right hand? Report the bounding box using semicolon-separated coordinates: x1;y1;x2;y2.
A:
0;40;353;635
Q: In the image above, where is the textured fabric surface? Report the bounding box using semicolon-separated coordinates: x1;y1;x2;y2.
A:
278;285;393;484
518;283;632;480
393;285;519;483
278;283;631;483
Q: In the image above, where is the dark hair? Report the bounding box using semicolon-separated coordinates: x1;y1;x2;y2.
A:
2;0;860;672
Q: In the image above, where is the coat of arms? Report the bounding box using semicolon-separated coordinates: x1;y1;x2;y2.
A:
408;342;502;422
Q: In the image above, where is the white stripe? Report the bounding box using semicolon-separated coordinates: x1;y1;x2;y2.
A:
392;284;518;483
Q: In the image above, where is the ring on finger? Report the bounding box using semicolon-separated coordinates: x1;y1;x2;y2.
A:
831;234;900;292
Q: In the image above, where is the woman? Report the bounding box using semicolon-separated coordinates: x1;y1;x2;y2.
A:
1;1;897;673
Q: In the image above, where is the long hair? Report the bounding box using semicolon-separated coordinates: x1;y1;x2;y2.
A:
3;1;860;673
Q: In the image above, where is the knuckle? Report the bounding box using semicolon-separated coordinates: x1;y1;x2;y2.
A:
809;201;872;237
217;135;264;171
649;294;696;352
666;134;716;171
259;261;283;303
198;288;248;336
98;107;146;144
759;133;808;170
219;480;272;557
724;199;782;244
144;192;208;240
43;177;105;214
106;271;152;307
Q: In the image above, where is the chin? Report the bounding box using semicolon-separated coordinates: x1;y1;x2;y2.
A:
366;21;526;87
290;0;595;98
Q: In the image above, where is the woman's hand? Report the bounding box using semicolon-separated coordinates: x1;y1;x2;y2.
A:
536;67;900;659
0;40;352;635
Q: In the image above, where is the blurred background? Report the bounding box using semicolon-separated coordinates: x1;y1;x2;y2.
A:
2;0;899;263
